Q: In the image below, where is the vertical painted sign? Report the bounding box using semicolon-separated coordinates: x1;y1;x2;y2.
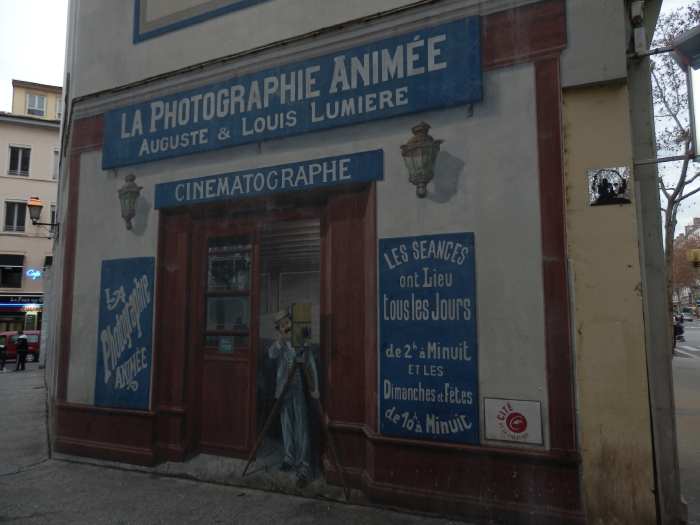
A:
379;233;478;444
95;257;155;410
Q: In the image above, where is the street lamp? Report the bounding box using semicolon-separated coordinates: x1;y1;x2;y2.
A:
400;122;443;198
27;196;59;237
118;174;142;230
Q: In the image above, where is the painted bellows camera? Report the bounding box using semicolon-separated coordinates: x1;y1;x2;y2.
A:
290;303;312;347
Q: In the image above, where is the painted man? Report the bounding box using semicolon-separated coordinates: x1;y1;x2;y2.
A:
268;308;319;488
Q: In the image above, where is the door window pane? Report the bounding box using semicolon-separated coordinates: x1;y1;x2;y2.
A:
207;237;251;291
206;296;249;331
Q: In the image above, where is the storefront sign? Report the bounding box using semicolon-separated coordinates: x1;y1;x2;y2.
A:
379;232;478;444
484;398;543;445
103;17;481;168
95;257;155;410
25;268;42;280
154;150;383;208
0;295;43;304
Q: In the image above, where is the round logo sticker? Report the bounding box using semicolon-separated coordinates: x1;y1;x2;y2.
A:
505;412;527;434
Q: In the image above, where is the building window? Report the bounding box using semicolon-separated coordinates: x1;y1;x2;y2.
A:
50;204;57;234
0;254;24;288
8;146;30;176
52;148;59;180
55;98;63;120
26;93;46;116
4;202;27;233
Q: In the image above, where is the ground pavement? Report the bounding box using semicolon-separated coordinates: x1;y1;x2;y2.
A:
0;363;464;524
2;355;698;524
674;321;700;525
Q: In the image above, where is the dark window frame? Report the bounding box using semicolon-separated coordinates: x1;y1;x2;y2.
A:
8;146;30;176
4;202;27;233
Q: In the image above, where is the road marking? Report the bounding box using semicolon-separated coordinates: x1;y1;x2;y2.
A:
677;345;700;352
675;349;696;359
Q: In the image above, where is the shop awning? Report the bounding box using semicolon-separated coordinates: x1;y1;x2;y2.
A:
0;254;24;267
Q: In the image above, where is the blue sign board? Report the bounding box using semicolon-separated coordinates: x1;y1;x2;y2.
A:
154;150;383;209
95;257;155;411
104;17;482;169
379;233;479;444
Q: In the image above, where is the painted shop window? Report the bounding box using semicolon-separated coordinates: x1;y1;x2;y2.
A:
8;146;30;176
26;93;46;117
204;236;251;353
255;218;321;488
4;202;27;233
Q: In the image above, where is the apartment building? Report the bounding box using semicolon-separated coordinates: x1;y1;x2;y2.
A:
0;80;61;332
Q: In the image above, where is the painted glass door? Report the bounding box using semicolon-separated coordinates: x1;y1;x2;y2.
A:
197;225;258;455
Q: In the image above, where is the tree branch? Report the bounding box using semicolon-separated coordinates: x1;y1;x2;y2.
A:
652;68;687;134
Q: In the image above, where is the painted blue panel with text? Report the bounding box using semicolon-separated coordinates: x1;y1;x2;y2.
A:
379;233;479;444
95;257;155;411
103;17;482;168
154;150;383;209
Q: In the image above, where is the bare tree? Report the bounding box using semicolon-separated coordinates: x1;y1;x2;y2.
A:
672;235;700;307
653;2;700;314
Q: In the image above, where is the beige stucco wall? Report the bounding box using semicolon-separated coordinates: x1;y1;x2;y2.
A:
11;86;62;120
0;120;59;295
563;84;657;524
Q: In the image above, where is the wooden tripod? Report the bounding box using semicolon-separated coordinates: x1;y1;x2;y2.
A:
242;347;350;500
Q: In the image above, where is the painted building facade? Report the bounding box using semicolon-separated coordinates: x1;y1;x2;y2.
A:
0;81;60;333
48;1;684;523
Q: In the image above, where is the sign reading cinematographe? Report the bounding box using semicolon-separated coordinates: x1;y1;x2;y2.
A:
154;150;383;209
102;17;481;169
95;257;155;411
379;233;479;444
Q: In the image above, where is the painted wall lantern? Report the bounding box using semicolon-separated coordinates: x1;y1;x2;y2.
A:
118;174;142;230
400;122;444;198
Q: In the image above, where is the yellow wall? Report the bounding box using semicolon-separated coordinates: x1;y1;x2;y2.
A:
563;84;657;524
11;86;62;120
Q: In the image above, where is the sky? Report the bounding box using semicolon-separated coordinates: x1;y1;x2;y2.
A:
658;0;700;233
0;0;68;113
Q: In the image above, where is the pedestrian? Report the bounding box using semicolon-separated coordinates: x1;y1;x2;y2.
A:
268;308;319;488
15;330;28;372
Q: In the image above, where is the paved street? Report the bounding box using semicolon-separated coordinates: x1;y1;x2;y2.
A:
1;352;699;524
675;321;700;525
0;364;464;525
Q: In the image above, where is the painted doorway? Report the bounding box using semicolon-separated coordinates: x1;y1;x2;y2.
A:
254;219;322;485
192;220;259;456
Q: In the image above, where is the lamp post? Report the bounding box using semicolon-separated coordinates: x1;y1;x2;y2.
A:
118;174;142;230
400;122;443;198
27;196;59;237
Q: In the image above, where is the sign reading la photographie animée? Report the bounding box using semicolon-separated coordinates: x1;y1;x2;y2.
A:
95;257;155;410
379;233;479;444
103;17;481;168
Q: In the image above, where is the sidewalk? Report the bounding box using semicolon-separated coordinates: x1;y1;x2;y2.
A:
0;364;465;524
674;355;700;525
